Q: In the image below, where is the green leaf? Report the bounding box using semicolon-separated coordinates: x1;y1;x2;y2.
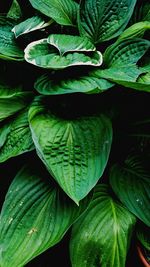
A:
28;97;112;204
0;80;33;122
110;156;150;226
29;0;78;26
24;34;102;69
137;224;150;251
12;15;53;38
0;17;24;61
70;184;136;267
118;21;150;40
130;0;150;23
0;109;34;162
78;0;137;44
7;0;22;21
35;70;114;95
0;164;91;267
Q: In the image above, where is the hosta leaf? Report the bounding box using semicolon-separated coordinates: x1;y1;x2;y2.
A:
28;97;112;204
12;15;53;38
0;109;34;162
110;156;150;226
130;0;150;23
118;21;150;40
7;0;22;21
24;35;102;69
70;184;136;267
0;164;91;267
35;70;114;95
78;0;137;44
29;0;78;26
104;38;150;68
137;224;150;251
0;17;24;61
0;80;33;121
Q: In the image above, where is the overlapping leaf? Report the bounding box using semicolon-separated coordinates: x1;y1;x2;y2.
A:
0;165;91;267
0;80;33;122
78;0;137;44
29;0;78;26
70;184;136;267
118;21;150;40
28;97;112;204
0;17;24;61
35;70;114;95
12;15;53;38
110;156;150;226
24;34;102;69
0;109;34;162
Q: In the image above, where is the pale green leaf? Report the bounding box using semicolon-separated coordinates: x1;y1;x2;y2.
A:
0;164;91;267
0;17;24;61
118;21;150;40
0;80;33;121
12;15;53;38
0;109;34;162
28;97;112;204
24;35;102;69
29;0;78;26
78;0;137;44
110;156;150;226
70;184;136;267
35;70;114;95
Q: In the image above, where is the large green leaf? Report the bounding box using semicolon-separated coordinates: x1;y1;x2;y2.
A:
24;34;102;69
0;109;34;162
35;70;114;95
0;165;91;267
118;21;150;40
12;15;53;38
0;80;33;121
0;16;24;61
70;184;136;267
110;156;150;226
28;97;112;204
29;0;78;26
78;0;137;44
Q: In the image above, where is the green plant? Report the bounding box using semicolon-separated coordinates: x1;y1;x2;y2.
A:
0;0;150;266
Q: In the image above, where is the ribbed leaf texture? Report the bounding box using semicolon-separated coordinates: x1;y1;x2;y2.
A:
28;97;112;204
0;109;34;162
0;165;91;267
110;156;150;226
70;184;136;267
78;0;137;44
29;0;78;26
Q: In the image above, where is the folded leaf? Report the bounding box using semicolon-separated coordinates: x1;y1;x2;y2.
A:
12;15;53;38
24;35;102;69
0;109;34;162
0;80;33;121
29;97;112;204
29;0;78;26
0;164;91;267
35;70;114;95
110;156;150;226
0;17;24;61
78;0;137;44
70;184;136;267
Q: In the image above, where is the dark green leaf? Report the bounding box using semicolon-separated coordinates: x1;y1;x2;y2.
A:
29;0;78;26
70;184;136;267
110;156;150;226
137;224;150;251
78;0;137;44
0;164;91;267
0;109;34;162
28;97;112;204
7;0;22;21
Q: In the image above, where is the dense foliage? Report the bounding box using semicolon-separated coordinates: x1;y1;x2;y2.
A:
0;0;150;266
